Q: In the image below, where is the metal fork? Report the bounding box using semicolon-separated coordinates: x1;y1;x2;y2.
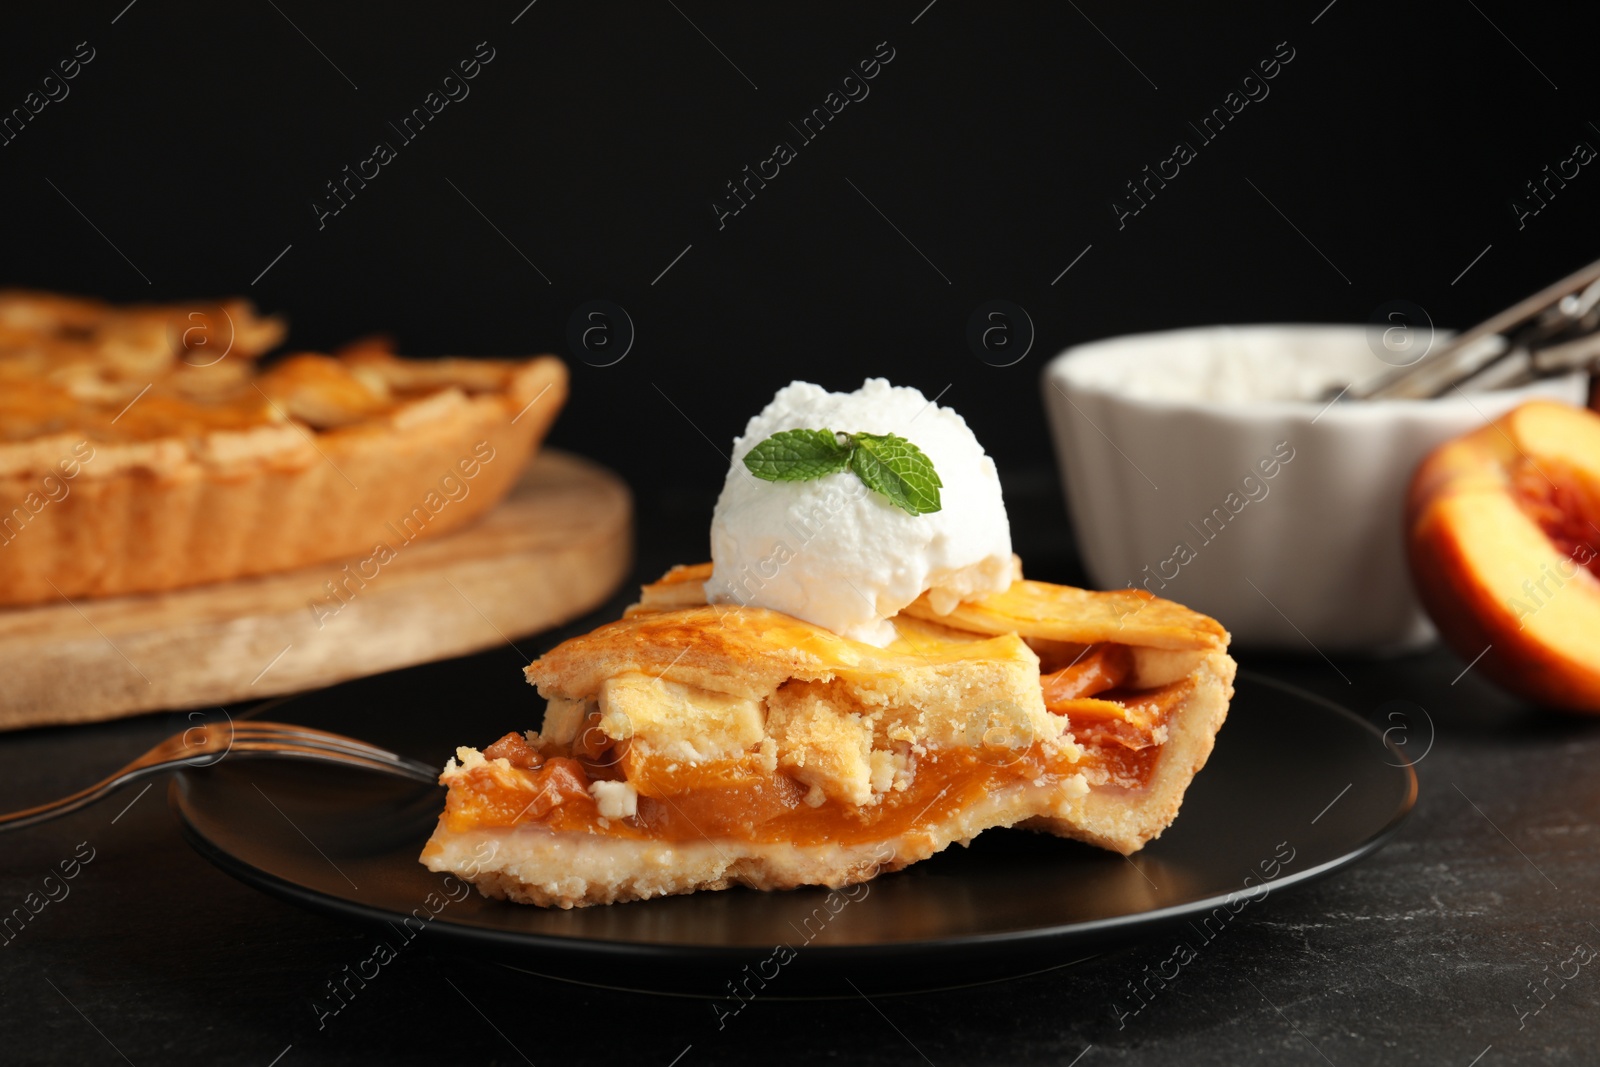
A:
0;720;441;831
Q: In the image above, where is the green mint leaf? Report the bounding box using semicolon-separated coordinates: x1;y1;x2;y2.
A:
740;426;945;515
742;428;852;481
848;432;943;514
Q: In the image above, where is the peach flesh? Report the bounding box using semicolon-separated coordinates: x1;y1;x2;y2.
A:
1407;401;1600;712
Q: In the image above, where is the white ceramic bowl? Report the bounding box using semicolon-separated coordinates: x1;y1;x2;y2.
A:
1042;325;1587;655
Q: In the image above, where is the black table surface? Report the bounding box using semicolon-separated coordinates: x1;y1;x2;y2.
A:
3;474;1597;1067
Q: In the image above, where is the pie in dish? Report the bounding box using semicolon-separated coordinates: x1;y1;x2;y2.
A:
0;291;566;605
421;562;1235;907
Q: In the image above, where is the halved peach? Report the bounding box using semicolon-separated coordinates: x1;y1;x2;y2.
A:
1407;400;1600;712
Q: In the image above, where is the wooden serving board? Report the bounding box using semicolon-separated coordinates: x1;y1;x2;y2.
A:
0;450;632;731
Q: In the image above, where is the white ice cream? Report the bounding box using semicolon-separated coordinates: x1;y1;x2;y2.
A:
707;379;1013;646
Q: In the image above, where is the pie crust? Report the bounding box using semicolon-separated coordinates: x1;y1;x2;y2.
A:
422;563;1236;908
0;291;566;605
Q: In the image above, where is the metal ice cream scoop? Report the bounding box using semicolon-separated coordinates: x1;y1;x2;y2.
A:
1337;257;1600;401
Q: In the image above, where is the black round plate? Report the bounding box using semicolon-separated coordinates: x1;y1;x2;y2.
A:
171;671;1415;996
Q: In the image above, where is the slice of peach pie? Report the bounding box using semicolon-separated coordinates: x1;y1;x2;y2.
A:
421;562;1235;907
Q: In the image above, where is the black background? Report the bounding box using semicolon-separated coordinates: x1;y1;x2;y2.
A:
5;4;1600;1065
4;0;1598;545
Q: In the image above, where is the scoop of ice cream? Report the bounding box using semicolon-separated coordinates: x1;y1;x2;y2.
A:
707;379;1013;646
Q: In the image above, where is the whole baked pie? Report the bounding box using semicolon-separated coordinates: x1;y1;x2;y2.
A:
422;562;1235;907
0;291;566;605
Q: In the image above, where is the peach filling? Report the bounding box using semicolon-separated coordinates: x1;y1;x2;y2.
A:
444;643;1184;845
1510;458;1600;578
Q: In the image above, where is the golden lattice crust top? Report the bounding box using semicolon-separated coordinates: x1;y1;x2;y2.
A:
899;579;1227;651
529;601;1039;702
619;562;1227;655
0;290;564;477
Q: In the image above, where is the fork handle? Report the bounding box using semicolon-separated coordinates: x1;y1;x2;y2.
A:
0;771;148;831
0;750;439;833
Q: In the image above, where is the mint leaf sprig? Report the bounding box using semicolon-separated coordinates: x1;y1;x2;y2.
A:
742;429;942;515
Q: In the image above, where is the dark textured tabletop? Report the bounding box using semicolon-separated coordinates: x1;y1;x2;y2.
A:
2;475;1596;1067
